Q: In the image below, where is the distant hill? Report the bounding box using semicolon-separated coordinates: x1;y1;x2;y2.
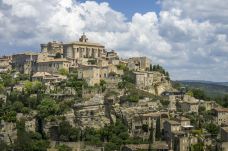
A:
175;80;228;97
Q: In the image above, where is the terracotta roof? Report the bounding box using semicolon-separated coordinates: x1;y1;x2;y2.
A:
214;108;228;112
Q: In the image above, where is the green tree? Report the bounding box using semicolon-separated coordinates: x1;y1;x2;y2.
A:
58;121;80;142
24;81;33;94
32;81;43;93
100;80;107;92
191;89;207;100
1;73;15;87
3;111;17;122
205;123;219;137
0;83;5;93
12;101;24;112
58;68;69;76
191;143;204;151
14;120;32;151
57;144;72;151
14;121;49;151
37;98;59;118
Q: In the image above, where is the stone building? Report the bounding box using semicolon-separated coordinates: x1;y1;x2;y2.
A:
130;112;160;140
63;34;107;66
78;65;104;86
178;95;199;113
176;117;191;127
163;120;181;140
41;41;64;55
163;119;197;151
12;52;38;74
221;127;228;142
179;101;199;113
77;64;122;86
106;50;119;60
172;132;198;151
126;57;151;71
32;72;67;83
212;108;228;125
0;56;12;72
133;71;154;89
37;58;70;74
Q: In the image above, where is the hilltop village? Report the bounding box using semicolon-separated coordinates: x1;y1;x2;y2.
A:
0;34;228;151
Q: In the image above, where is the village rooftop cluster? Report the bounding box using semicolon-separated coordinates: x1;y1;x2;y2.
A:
0;34;228;151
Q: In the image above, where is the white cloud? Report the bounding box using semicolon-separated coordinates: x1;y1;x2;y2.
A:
0;0;228;81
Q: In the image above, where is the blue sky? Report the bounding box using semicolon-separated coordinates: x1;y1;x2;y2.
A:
0;0;228;81
78;0;161;19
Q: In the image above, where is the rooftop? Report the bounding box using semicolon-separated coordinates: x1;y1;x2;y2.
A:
12;51;38;56
221;127;228;132
123;142;168;150
65;34;105;47
32;72;51;77
177;116;190;121
166;120;180;125
214;108;228;112
37;58;70;63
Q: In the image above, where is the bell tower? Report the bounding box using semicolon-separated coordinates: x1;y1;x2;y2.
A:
79;33;88;42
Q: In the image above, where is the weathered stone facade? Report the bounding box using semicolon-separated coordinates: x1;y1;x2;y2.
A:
12;52;38;74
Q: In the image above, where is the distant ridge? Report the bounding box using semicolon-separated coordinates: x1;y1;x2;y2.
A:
176;80;228;87
174;80;228;97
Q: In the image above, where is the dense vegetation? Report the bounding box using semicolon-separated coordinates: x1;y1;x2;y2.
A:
150;64;170;80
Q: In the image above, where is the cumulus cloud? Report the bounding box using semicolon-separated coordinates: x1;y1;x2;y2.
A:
0;0;227;81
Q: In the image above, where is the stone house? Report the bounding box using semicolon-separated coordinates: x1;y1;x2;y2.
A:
212;108;228;125
126;57;151;71
133;71;154;89
12;52;38;74
32;72;67;83
172;132;198;151
219;142;228;151
176;117;191;127
78;65;103;86
0;56;12;72
163;119;197;151
41;41;64;55
106;50;119;60
78;64;122;86
37;58;70;74
221;127;228;142
179;101;199;113
163;120;181;140
130;112;160;140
